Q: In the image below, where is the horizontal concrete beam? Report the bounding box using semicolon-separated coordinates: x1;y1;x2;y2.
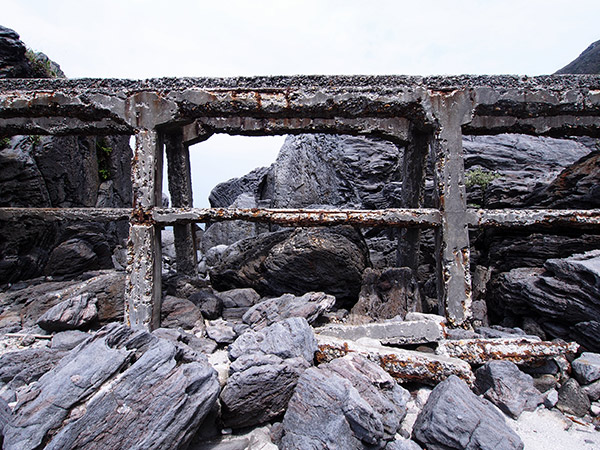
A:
0;207;132;222
152;207;442;228
468;208;600;229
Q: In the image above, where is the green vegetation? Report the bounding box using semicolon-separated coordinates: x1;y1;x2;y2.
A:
28;135;41;146
25;49;59;78
0;136;10;149
465;168;501;190
96;138;113;181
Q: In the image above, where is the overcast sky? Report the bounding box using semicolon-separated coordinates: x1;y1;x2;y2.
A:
3;0;599;206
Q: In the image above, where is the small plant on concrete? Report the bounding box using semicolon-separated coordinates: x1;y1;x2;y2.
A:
0;136;10;149
465;168;501;190
96;138;113;181
28;135;41;147
25;49;58;78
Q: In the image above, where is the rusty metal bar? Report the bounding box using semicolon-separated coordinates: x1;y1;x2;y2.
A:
152;207;442;228
0;207;132;222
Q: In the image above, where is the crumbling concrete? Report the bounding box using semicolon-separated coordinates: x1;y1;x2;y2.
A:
1;75;599;330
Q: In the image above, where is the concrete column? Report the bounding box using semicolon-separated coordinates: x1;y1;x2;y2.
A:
164;130;197;276
397;129;430;270
125;129;163;331
430;91;473;327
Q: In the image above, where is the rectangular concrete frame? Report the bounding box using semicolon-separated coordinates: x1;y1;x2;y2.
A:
1;75;600;330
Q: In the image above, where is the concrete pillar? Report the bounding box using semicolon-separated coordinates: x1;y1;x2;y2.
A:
164;130;197;276
397;129;430;270
125;129;163;331
430;91;473;327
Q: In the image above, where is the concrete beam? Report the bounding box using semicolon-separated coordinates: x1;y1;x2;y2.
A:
125;129;163;331
0;207;131;222
152;207;442;228
164;131;197;276
430;90;474;327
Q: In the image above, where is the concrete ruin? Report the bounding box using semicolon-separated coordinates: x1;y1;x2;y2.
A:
1;75;599;331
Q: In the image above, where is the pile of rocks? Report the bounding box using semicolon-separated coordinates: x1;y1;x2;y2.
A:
1;275;599;449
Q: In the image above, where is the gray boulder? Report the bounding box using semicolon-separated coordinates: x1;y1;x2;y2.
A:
280;353;409;449
188;290;223;320
229;317;317;362
2;322;219;450
242;291;336;330
50;330;90;351
474;360;543;418
220;318;317;429
160;295;203;330
210;226;370;302
220;354;311;429
36;293;98;331
572;352;600;385
412;375;523;450
557;378;591;417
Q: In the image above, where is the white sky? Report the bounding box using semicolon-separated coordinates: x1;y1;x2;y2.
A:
3;0;599;206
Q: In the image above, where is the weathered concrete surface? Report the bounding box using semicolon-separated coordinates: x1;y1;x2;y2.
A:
436;338;579;365
316;314;444;345
315;335;474;385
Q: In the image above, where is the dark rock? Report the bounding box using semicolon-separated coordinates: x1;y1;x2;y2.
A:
351;267;422;322
280;354;409;449
0;26;34;78
533;374;558;393
242;291;335;330
152;327;218;355
0;348;65;391
571;321;600;352
209;166;270;208
556;39;600;74
557;378;591;417
220;354;310;429
210;227;370;303
189;290;223;320
572;352;600;385
412;375;523;450
475;326;529;339
229;317;316;362
543;389;559;409
50;330;90;351
160;295;203;330
474;360;543;418
2;323;219;450
36;293;98;331
217;288;261;308
582;380;600;402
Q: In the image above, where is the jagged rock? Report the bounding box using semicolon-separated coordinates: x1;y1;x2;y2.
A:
533;374;558;393
220;354;311;429
557;378;591;417
50;330;90;351
43;238;99;277
556;39;600;74
412;375;523;450
281;354;409;449
229;317;317;362
242;291;336;330
490;251;600;349
160;295;203;330
351;267;422;322
475;325;529;339
572;352;600;385
0;348;65;395
210;226;369;302
0;26;35;78
216;287;261;321
571;320;600;352
36;293;98;331
474;360;543;419
189;289;223;320
583;379;600;402
543;389;559;408
209;166;270;208
153;327;218;355
2;323;219;450
206;319;237;344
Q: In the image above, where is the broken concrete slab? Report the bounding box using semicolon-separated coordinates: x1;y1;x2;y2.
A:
436;337;579;365
315;335;474;386
316;314;444;346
